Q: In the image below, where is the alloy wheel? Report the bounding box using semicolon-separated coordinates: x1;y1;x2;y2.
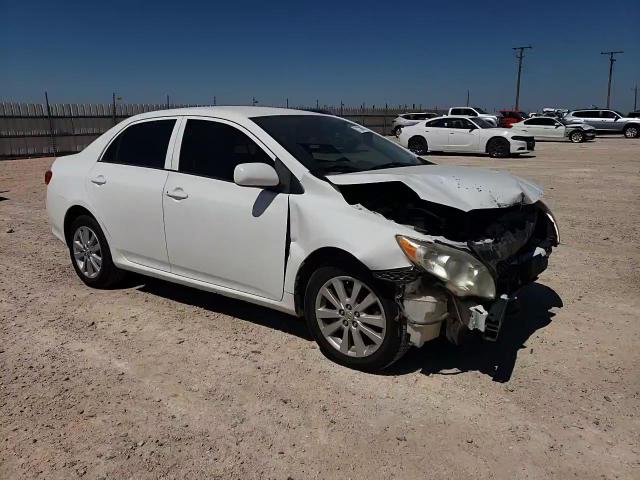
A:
625;127;638;138
314;276;386;358
72;226;102;279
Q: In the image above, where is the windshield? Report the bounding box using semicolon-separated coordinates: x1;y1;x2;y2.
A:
472;118;495;128
252;115;428;175
474;107;487;114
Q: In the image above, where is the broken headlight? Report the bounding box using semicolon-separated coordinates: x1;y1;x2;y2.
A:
396;235;496;299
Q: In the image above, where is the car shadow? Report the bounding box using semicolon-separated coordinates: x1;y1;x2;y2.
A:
428;152;537;160
385;282;563;382
133;275;313;341
127;276;560;382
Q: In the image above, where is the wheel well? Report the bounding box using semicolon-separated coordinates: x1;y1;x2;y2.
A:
63;206;95;244
485;136;509;152
293;247;370;316
624;123;639;130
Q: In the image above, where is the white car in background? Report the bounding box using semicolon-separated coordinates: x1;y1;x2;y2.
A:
398;116;534;157
447;107;498;126
391;112;437;136
45;107;557;371
511;116;596;143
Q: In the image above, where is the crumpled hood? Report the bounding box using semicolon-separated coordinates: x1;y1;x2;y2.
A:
327;165;543;212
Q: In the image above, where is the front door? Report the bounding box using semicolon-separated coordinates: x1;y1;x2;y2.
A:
447;118;480;152
162;118;289;300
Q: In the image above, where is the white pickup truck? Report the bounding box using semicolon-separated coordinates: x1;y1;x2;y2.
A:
447;107;498;126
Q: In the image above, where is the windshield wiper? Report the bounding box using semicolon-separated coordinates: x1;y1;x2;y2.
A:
310;165;361;176
367;161;417;171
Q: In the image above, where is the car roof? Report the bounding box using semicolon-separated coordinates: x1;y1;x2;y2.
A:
126;106;325;122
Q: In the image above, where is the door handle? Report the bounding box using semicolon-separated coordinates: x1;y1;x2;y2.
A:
166;188;188;200
90;175;106;185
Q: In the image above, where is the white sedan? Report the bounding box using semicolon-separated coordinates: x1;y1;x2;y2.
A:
46;107;557;371
510;116;596;143
398;116;534;157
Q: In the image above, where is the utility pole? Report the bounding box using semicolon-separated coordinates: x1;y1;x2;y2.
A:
513;45;532;111
601;51;623;108
466;89;470;107
632;84;637;112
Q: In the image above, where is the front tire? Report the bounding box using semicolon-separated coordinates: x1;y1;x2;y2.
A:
68;215;124;288
304;266;409;371
487;138;510;158
569;130;585;143
407;136;429;155
623;125;639;138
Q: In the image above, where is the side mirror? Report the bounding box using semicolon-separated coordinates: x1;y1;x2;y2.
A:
469;127;476;132
234;163;279;188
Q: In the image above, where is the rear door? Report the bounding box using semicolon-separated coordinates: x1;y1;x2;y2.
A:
579;110;603;129
87;118;179;271
422;118;450;150
162;117;289;300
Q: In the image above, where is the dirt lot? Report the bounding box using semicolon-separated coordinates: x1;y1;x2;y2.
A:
1;137;639;479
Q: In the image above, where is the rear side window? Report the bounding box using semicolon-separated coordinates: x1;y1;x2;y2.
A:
450;108;464;115
526;118;556;126
178;119;273;181
427;119;447;128
101;120;176;168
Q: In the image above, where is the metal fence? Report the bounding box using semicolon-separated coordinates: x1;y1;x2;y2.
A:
0;102;444;158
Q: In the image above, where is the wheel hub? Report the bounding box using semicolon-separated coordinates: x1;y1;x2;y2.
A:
314;276;386;358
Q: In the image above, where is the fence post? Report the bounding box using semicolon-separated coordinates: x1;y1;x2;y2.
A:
112;93;116;126
384;103;388;136
44;91;57;157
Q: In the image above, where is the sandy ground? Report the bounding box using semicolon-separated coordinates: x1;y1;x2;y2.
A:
1;137;639;479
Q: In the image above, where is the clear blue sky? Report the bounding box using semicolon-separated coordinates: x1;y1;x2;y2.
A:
1;0;638;112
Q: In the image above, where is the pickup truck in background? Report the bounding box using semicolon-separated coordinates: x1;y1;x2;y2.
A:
447;107;498;126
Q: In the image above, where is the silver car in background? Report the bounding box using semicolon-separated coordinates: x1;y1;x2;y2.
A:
564;109;640;138
391;112;437;136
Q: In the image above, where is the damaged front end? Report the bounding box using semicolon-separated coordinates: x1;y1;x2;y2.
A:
337;180;559;346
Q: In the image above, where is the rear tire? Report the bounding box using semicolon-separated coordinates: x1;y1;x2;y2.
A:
623;125;639;138
407;136;429;155
68;215;125;288
304;266;409;371
569;130;584;143
487;138;510;158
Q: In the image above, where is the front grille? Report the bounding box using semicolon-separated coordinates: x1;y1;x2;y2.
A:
373;267;421;284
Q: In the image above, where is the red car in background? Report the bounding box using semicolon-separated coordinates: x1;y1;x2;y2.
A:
498;110;527;128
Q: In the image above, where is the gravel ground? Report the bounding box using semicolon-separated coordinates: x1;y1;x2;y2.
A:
1;137;639;479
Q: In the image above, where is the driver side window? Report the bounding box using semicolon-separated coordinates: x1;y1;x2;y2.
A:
178;119;273;181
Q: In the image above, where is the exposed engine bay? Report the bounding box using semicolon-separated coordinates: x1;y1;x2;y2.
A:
333;180;559;346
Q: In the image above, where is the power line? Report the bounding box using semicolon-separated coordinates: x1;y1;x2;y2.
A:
513;46;532;111
601;51;623;108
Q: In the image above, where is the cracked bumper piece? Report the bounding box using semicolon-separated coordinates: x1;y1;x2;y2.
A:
450;294;512;342
401;285;448;347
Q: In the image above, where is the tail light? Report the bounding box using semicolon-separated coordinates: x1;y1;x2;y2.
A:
44;170;52;185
